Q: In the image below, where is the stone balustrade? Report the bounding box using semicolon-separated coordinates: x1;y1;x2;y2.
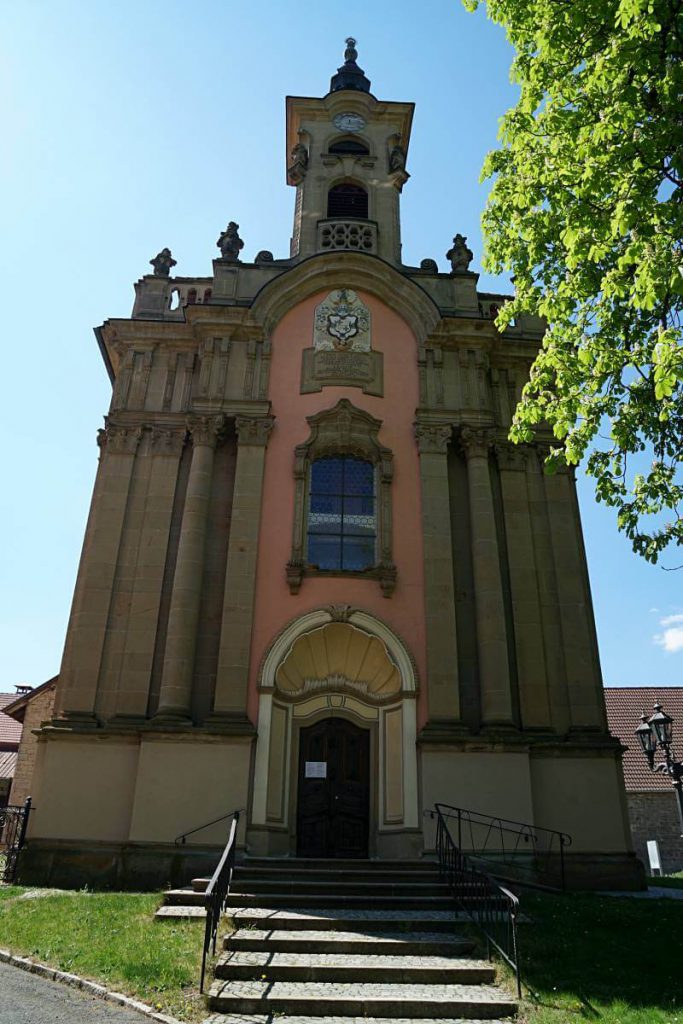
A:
317;218;378;254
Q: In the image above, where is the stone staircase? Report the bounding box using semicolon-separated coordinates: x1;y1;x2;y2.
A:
157;858;518;1022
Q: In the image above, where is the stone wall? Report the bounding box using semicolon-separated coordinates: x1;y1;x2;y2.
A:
8;686;56;807
627;791;683;874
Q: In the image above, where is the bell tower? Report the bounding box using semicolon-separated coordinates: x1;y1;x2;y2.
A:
286;39;413;265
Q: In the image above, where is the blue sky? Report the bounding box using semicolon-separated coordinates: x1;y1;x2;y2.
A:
1;0;680;691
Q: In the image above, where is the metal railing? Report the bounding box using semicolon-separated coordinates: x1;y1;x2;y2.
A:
0;797;32;883
433;803;521;997
435;804;572;891
200;809;240;993
175;807;244;846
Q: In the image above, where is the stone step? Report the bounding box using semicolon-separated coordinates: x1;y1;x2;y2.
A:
225;927;477;956
226;893;468;910
207;980;517;1019
229;907;471;931
155;904;206;920
214;950;494;984
204;1016;513;1024
230;880;451;897
239;858;438;872
221;866;443;886
164;888;458;910
193;875;447;894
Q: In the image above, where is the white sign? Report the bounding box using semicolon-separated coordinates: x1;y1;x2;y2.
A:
647;839;662;875
305;761;327;779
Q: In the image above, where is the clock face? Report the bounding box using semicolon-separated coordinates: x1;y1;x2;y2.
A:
333;112;366;133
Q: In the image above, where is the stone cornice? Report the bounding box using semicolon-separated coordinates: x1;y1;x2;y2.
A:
426;317;543;357
250;251;441;343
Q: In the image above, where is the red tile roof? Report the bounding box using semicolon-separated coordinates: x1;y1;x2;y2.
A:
0;694;23;748
605;687;683;792
0;750;17;779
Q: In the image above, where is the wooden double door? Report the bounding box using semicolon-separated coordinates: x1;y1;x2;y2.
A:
296;718;370;859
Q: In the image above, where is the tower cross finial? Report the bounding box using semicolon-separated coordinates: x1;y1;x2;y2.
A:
330;35;370;93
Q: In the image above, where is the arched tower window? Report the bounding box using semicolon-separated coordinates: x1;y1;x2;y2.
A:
327;183;368;220
328;137;370;156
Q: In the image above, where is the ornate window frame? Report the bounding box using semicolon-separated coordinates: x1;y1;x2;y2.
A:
286;399;396;597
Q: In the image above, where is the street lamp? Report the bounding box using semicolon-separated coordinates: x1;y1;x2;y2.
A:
635;703;683;835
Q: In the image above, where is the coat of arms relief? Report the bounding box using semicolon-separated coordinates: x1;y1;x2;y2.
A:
313;290;371;352
301;288;382;396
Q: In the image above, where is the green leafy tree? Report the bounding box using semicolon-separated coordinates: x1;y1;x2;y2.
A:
464;0;683;561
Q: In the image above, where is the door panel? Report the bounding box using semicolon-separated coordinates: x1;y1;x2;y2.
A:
297;718;370;858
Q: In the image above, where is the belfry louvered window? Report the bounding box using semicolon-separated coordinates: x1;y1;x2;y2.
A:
307;456;376;571
327;183;368;220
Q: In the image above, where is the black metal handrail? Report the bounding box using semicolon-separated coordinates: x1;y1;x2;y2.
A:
175;807;244;846
433;803;521;997
200;810;240;993
0;797;32;883
435;803;572;891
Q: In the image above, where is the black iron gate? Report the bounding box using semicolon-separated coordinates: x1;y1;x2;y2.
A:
0;797;32;883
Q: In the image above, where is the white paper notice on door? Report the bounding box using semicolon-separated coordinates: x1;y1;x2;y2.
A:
305;761;327;778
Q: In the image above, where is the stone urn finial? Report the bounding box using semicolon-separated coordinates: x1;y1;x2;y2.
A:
217;222;244;262
149;247;177;277
446;234;474;274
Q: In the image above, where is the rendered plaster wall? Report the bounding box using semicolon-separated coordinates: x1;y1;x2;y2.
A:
421;749;535;839
248;289;427;724
28;737;139;842
28;734;251;848
127;736;251;845
529;754;633;853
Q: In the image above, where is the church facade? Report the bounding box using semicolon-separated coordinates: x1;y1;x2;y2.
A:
23;42;641;888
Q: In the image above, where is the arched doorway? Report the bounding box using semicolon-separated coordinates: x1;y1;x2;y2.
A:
297;718;369;858
249;607;420;859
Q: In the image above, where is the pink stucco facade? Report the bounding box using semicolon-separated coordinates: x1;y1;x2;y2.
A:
248;290;427;727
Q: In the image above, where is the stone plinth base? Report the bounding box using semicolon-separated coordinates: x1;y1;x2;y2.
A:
16;839;240;891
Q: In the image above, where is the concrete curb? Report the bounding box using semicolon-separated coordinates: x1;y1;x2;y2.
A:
0;948;183;1024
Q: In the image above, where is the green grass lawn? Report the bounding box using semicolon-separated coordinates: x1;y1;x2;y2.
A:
0;887;206;1021
2;883;683;1023
647;872;683;890
513;889;683;1023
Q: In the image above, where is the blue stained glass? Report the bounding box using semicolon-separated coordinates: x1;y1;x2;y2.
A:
307;456;376;570
308;535;342;570
343;495;374;517
309;494;342;516
342;538;375;570
345;459;374;495
311;458;344;494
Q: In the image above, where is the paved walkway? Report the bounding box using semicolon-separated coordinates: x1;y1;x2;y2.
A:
0;961;147;1024
601;885;683;900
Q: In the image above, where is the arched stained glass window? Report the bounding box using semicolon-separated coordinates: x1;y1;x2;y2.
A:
307;456;376;571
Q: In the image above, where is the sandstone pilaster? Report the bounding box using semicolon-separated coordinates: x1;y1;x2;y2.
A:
155;416;224;720
461;427;513;726
414;420;461;725
211;415;274;723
